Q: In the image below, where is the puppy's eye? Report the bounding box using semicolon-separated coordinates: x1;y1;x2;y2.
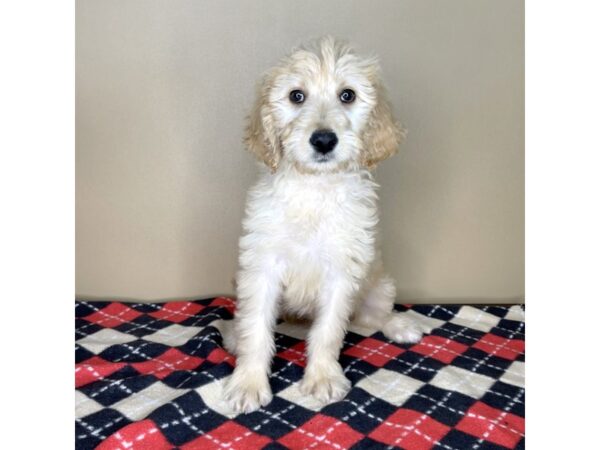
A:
289;90;305;104
339;88;356;103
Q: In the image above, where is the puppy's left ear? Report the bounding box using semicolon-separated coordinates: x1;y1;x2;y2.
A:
360;83;406;169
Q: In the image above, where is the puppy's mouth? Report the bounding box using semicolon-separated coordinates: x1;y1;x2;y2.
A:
313;153;334;163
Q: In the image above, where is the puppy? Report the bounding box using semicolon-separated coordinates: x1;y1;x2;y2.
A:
224;36;422;413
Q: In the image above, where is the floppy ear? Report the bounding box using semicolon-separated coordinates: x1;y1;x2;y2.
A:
243;76;282;173
360;83;406;169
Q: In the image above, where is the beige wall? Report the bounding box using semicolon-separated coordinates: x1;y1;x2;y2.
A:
76;0;524;303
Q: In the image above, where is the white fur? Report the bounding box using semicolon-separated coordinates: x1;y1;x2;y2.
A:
224;37;422;414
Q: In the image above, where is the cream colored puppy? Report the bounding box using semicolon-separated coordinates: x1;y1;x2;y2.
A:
224;36;422;413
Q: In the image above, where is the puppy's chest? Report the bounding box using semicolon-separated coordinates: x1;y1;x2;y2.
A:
266;180;378;275
276;184;370;246
284;189;348;236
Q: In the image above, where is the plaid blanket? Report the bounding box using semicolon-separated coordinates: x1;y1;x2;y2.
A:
75;298;525;450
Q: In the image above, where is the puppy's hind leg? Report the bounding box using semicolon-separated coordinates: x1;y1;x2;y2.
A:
221;319;238;356
353;268;422;344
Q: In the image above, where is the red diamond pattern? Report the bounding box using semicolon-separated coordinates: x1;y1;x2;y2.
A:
75;356;126;388
180;421;272;449
343;337;405;367
209;296;236;314
131;348;203;379
279;414;363;449
277;341;307;367
83;303;143;328
472;333;525;360
207;347;235;366
410;335;469;363
148;301;204;323
455;401;525;448
369;408;451;450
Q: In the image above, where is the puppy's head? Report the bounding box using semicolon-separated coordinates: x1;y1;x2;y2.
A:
244;36;405;174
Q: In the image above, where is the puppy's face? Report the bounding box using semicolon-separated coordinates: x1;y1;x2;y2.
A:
245;37;404;173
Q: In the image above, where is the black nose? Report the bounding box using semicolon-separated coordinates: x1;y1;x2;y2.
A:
309;130;338;154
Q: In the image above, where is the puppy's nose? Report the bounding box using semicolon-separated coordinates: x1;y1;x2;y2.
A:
309;129;338;154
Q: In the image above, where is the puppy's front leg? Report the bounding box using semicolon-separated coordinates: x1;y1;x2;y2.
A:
300;279;353;404
225;269;280;413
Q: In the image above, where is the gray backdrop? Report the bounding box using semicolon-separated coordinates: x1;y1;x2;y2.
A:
76;0;524;303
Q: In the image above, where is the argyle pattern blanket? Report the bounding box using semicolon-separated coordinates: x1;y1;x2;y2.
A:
75;298;525;450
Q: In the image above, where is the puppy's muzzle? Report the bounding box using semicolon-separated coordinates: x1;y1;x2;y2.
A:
309;129;338;155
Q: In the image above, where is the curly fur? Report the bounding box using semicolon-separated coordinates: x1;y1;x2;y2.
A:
225;36;422;414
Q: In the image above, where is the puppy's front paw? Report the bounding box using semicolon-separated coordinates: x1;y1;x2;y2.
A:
382;313;423;344
300;362;350;404
225;368;272;414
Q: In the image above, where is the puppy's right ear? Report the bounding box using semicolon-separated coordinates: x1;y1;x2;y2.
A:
244;74;282;173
